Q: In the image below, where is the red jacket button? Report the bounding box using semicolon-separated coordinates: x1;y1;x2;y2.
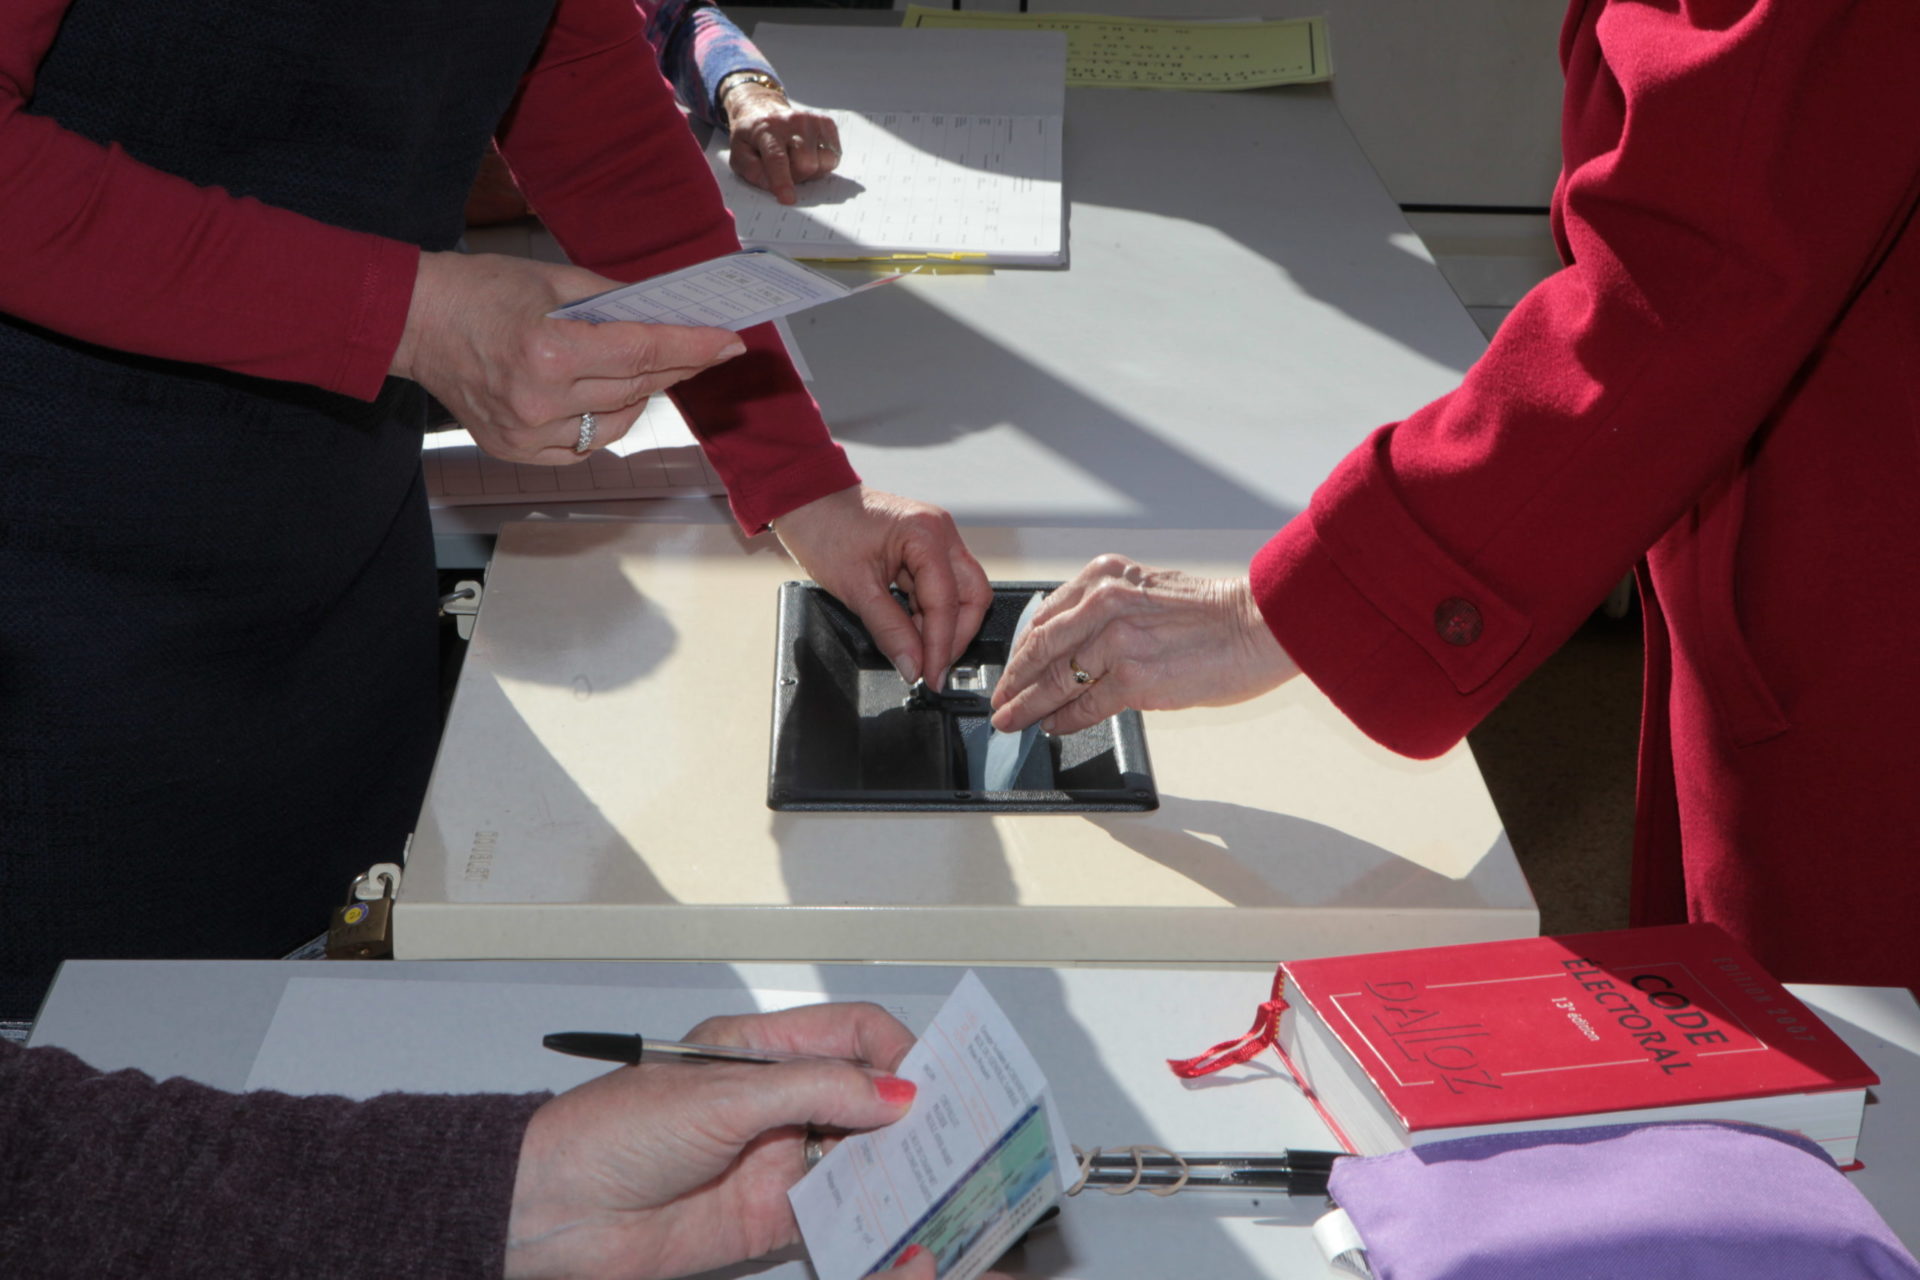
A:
1435;597;1483;646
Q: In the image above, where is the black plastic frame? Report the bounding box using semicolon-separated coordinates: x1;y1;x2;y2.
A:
767;582;1158;812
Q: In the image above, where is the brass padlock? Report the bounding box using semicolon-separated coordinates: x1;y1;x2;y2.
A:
326;870;395;959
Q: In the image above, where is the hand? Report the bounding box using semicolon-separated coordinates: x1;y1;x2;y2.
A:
725;84;843;205
505;1003;919;1280
868;1247;938;1279
989;555;1301;736
771;485;992;690
864;1244;1012;1280
392;251;746;465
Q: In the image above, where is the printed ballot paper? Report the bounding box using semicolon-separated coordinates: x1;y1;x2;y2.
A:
547;248;893;330
791;972;1073;1280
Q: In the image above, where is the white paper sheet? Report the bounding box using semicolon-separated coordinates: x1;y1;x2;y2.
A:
714;111;1064;265
791;972;1072;1280
422;395;723;505
749;26;1067;118
709;26;1068;265
548;248;884;329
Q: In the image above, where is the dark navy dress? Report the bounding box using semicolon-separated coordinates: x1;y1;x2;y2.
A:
0;0;554;1016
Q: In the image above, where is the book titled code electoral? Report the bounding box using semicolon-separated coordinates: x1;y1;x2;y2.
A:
1271;924;1878;1166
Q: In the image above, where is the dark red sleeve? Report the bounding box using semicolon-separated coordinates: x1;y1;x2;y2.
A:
0;1040;546;1278
0;0;416;400
495;0;858;533
1252;0;1920;758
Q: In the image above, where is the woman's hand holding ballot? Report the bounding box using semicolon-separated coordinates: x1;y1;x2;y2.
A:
391;251;747;466
505;1002;918;1280
772;484;994;692
990;554;1300;737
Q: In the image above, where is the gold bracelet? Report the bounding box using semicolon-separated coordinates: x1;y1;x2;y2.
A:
717;70;783;121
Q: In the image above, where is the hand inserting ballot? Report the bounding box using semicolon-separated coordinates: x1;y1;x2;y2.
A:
990;555;1299;737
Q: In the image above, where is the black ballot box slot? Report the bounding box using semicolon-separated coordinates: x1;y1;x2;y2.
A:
768;582;1158;812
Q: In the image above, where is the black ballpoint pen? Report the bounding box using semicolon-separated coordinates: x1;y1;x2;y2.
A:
543;1031;865;1067
543;1033;869;1174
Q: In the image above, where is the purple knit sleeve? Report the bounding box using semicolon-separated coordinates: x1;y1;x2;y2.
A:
0;1040;549;1278
640;0;777;127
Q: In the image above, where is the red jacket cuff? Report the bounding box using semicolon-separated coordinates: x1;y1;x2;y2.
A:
1252;438;1533;759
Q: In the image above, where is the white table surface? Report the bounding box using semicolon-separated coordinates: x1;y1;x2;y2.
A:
28;961;1920;1264
396;522;1535;965
432;74;1486;551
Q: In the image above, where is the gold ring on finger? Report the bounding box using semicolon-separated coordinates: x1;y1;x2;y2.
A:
1069;657;1099;686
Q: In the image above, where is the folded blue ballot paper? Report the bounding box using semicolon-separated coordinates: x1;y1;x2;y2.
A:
1323;1121;1919;1280
978;590;1046;794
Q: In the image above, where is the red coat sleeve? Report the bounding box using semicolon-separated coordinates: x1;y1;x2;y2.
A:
0;0;415;400
496;0;858;533
1252;0;1920;758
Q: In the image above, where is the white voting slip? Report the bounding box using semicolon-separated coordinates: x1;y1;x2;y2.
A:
549;248;892;329
708;27;1067;265
792;973;1070;1280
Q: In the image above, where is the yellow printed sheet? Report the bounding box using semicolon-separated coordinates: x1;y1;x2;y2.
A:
901;7;1331;91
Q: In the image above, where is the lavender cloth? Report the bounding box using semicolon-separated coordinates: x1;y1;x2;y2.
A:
0;1040;549;1278
1328;1122;1919;1280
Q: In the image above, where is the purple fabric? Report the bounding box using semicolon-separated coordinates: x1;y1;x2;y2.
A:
1328;1122;1920;1280
643;0;773;126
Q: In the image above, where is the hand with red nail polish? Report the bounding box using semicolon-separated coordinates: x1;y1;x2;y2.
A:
863;1240;1016;1280
871;1242;936;1278
506;1002;918;1280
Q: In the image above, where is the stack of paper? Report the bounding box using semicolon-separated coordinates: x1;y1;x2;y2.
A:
422;397;722;506
708;26;1069;267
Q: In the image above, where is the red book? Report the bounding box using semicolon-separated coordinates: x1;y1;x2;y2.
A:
1268;924;1878;1165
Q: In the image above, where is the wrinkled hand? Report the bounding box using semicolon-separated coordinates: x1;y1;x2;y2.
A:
772;484;991;690
392;251;745;465
989;555;1300;736
726;85;842;205
505;1003;918;1280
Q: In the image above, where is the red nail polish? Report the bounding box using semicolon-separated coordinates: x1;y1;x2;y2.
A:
894;1244;926;1267
874;1075;917;1107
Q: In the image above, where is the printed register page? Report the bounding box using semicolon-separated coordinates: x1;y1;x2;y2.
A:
790;972;1073;1280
